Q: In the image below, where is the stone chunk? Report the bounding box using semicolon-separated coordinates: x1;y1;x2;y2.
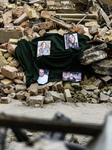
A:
80;89;88;96
92;59;112;75
64;89;72;102
1;79;13;88
15;84;27;92
0;97;11;104
26;96;44;107
80;43;108;65
0;43;8;49
1;65;18;79
92;79;104;89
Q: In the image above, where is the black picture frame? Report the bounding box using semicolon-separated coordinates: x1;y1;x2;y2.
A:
64;33;79;49
37;40;51;57
37;69;49;84
62;71;82;82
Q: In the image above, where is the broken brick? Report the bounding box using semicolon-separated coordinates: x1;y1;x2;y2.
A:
15;84;27;92
9;59;20;68
1;65;18;79
28;83;38;96
3;10;12;26
0;97;11;104
0;74;5;80
3;88;10;94
17;91;25;100
89;25;98;35
12;6;24;19
0;43;8;49
69;25;85;34
16;72;25;80
20;20;31;28
38;29;46;36
24;27;34;37
1;79;13;88
26;95;44;107
0;54;8;67
64;89;72;102
14;12;29;25
7;44;17;55
33;21;55;32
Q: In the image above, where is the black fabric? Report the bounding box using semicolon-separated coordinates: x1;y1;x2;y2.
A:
15;33;92;86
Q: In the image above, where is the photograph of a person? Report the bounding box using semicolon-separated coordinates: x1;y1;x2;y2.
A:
37;41;51;57
37;69;49;84
62;71;82;82
64;33;79;49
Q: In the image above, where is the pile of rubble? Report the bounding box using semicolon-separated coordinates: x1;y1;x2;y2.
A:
0;0;112;106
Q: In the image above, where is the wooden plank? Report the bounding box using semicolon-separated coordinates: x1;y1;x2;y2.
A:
41;11;72;29
99;0;112;7
56;13;97;19
61;18;96;22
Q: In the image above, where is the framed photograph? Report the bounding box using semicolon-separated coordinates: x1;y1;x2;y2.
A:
37;69;49;84
64;33;79;49
37;41;51;57
62;71;82;82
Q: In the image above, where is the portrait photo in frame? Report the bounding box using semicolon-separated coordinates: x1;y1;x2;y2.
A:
62;71;82;82
37;40;51;57
64;33;79;49
37;69;49;85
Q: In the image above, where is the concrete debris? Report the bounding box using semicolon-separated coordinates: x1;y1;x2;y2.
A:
26;95;44;107
100;92;110;102
80;43;108;65
64;89;72;102
0;0;112;109
92;59;112;75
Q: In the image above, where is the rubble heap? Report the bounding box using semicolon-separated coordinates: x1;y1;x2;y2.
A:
0;0;112;106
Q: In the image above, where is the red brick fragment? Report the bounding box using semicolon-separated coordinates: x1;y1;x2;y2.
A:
1;65;18;80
